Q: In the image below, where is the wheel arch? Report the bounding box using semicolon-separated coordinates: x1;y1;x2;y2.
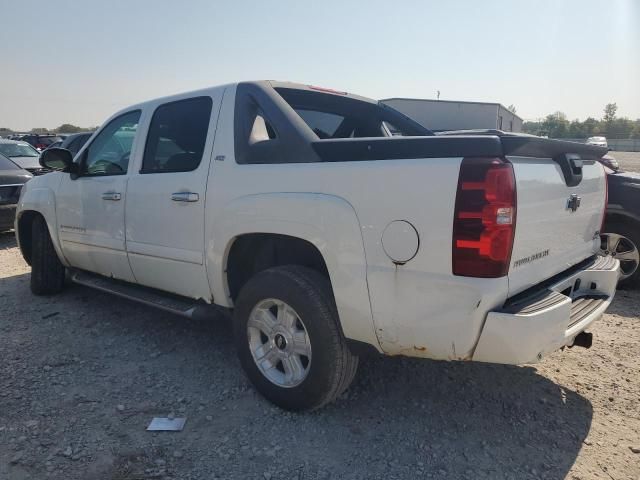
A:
604;211;640;232
16;209;66;267
16;185;68;267
207;192;380;351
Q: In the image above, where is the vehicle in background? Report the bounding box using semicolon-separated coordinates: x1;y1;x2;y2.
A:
587;136;608;149
0;153;32;232
20;134;63;152
602;168;640;288
18;81;617;411
57;132;93;158
598;153;619;172
0;139;51;176
44;140;64;150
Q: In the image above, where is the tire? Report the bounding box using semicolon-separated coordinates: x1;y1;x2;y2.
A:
233;265;359;411
30;215;65;295
604;221;640;289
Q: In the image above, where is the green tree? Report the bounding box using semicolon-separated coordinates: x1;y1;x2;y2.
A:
541;112;570;138
607;118;635;138
603;103;617;123
55;124;82;134
30;127;50;133
568;120;586;138
582;117;600;136
522;121;542;135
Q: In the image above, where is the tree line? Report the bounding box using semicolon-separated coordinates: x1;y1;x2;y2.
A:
523;103;640;139
0;124;96;135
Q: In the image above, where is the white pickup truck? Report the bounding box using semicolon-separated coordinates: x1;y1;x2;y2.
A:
17;81;619;411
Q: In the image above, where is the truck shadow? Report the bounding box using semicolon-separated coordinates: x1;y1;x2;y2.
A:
0;232;592;480
338;356;591;479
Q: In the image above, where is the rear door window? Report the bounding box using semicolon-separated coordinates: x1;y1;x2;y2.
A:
141;96;213;173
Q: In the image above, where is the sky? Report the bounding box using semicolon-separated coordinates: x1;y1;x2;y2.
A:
1;0;638;131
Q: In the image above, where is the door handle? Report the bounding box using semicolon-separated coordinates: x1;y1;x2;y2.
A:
101;191;121;201
171;192;199;202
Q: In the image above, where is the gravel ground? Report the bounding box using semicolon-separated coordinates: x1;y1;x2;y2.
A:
0;232;638;480
614;151;640;173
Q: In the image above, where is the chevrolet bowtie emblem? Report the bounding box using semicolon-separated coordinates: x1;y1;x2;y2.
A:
567;194;581;212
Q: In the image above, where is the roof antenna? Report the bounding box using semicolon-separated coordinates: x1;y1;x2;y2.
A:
437;90;441;100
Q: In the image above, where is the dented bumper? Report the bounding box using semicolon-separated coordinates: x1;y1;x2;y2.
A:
473;255;619;364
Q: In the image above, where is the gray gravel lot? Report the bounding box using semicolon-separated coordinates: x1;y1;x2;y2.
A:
614;151;640;173
1;232;639;480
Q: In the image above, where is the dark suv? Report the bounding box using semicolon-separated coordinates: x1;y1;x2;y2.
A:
21;134;63;151
57;132;93;157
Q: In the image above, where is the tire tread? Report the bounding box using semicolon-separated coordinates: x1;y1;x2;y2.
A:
30;215;65;295
233;265;359;411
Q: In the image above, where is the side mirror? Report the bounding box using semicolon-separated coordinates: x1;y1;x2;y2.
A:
40;148;76;173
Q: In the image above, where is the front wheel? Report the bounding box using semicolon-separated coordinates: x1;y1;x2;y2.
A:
233;266;358;411
30;215;65;295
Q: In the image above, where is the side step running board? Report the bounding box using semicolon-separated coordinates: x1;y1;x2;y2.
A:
69;269;221;320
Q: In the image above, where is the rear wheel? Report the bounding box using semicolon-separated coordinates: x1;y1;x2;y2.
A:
30;215;65;295
601;224;640;288
233;266;358;411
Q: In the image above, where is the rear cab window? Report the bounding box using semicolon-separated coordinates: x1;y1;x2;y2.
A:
274;86;431;139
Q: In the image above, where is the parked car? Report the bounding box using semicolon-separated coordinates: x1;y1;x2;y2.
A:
602;168;640;288
0;153;32;232
20;134;63;152
43;140;63;150
17;81;618;411
598;153;619;171
57;132;93;157
0;139;50;175
587;136;608;148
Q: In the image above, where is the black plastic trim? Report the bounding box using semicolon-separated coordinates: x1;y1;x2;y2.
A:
568;295;608;328
501;290;567;315
311;136;503;162
502;255;598;309
234;82;320;164
500;135;607;160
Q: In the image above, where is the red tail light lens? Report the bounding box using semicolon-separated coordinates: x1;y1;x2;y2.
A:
453;157;516;277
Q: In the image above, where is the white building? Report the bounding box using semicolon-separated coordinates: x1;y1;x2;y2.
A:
381;98;523;133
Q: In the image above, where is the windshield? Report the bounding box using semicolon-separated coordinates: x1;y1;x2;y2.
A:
0;142;39;157
0;153;19;170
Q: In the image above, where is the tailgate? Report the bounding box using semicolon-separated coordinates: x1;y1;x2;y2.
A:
504;138;608;296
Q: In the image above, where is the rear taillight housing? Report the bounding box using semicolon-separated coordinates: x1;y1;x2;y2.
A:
452;157;516;277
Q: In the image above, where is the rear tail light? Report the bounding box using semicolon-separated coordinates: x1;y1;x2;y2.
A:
35;143;46;150
452;157;516;277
